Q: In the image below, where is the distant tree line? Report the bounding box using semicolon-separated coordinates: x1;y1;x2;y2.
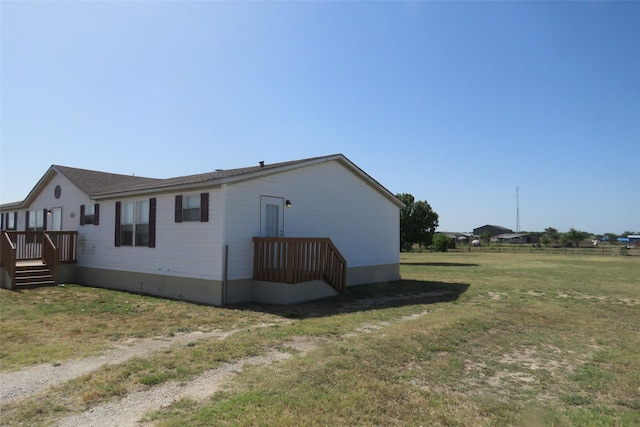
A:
539;227;638;248
396;192;636;251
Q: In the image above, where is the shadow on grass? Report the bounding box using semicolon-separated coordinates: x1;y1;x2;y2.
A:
229;279;470;320
400;262;479;267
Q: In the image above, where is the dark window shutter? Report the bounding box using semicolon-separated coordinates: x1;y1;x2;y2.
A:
26;211;30;230
94;204;100;225
115;202;121;247
1;213;4;229
149;198;156;248
175;195;183;223
42;209;48;230
80;205;86;226
12;212;17;230
200;192;209;222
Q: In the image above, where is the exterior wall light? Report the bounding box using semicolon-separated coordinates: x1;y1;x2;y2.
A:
285;200;292;208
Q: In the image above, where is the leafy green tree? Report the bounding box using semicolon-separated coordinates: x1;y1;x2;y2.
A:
396;193;439;251
480;231;492;246
432;234;451;252
544;227;561;246
565;228;589;248
604;233;618;242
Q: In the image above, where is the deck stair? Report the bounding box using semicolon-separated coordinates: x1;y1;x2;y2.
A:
15;262;56;288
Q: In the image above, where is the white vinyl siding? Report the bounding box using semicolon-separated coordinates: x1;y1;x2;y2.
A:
223;161;400;280
77;190;223;280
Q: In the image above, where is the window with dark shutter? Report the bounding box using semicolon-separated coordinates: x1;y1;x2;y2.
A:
117;200;153;247
94;204;100;226
176;193;208;223
81;204;96;225
43;209;48;231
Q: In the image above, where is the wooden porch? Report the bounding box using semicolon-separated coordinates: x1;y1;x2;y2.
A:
253;237;347;295
1;231;78;289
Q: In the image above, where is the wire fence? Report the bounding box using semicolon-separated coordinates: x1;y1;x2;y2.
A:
448;244;639;257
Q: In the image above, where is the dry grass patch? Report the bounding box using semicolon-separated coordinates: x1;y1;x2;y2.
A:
2;253;639;426
0;285;282;371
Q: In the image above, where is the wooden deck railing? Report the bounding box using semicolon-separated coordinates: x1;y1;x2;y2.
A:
1;231;17;288
46;231;78;263
253;237;347;294
43;233;59;285
4;231;77;263
1;231;77;289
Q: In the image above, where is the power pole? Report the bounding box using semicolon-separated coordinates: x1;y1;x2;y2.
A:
516;186;520;233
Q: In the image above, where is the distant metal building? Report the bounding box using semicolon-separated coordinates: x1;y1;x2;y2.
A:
495;233;540;244
473;225;513;237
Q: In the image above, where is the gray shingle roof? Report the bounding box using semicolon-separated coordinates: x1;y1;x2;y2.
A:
53;165;163;196
54;155;338;197
3;154;404;209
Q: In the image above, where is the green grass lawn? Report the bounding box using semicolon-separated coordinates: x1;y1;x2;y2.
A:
1;252;639;426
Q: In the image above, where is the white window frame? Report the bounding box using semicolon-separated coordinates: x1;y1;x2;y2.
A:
28;210;44;231
7;212;16;230
84;204;95;225
182;195;201;222
120;200;149;247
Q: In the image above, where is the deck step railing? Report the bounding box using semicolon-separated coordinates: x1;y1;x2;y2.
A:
253;237;347;294
1;231;77;289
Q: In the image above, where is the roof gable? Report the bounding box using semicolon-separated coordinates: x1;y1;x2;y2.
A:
53;165;162;196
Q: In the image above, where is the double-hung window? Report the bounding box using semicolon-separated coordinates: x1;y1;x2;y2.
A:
1;212;16;230
80;204;100;225
116;199;156;248
175;193;209;223
26;210;46;243
183;196;201;221
27;210;44;231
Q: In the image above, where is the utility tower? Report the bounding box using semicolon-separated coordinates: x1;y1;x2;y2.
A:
516;186;520;233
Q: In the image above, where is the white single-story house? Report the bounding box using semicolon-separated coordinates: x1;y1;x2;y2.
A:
1;154;404;305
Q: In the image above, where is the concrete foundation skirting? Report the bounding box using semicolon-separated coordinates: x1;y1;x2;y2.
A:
76;267;226;306
346;263;401;286
253;279;338;304
41;262;401;306
0;267;11;289
57;264;77;285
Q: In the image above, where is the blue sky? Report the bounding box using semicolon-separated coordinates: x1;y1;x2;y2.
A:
1;1;638;235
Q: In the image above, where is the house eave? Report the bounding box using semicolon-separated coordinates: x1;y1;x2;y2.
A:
91;154;404;208
92;182;223;200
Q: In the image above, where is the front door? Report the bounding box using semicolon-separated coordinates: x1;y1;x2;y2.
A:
260;196;284;237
